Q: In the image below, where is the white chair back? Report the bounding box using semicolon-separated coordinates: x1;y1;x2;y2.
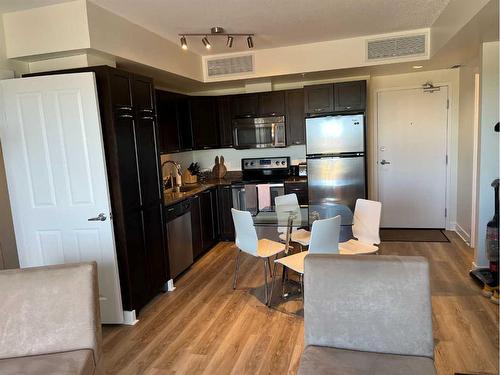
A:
275;194;301;234
352;199;382;245
308;215;341;254
231;208;258;256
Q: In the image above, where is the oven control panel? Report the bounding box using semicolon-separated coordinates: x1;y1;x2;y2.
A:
242;157;290;170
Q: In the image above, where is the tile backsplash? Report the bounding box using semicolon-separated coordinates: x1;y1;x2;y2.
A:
161;145;306;173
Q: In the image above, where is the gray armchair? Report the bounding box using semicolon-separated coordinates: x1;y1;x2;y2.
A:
0;262;103;374
299;254;436;375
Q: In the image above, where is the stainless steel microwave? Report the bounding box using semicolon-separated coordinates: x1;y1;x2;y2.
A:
233;116;286;149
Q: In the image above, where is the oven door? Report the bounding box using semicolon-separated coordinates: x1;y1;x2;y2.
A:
233;124;275;149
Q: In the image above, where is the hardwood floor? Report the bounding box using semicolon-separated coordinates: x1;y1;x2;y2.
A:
103;232;499;375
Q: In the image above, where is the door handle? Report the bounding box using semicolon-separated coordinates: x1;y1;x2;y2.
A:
88;213;107;221
380;159;391;165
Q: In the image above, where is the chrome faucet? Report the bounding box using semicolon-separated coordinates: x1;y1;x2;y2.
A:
161;160;181;190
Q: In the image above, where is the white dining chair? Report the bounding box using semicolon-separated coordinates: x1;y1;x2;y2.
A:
339;199;382;255
275;194;311;250
269;215;341;304
231;208;286;304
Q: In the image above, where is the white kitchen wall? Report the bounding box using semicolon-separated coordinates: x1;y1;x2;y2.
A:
456;59;480;244
161;145;306;172
474;41;499;268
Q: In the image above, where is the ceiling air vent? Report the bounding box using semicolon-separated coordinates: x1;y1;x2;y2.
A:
367;34;426;60
206;54;253;77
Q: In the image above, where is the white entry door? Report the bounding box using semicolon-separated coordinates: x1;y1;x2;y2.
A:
377;86;448;228
0;73;123;323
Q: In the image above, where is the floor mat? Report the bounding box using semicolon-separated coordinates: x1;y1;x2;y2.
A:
380;228;450;242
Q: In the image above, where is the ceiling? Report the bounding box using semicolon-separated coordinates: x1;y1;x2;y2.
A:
90;0;451;55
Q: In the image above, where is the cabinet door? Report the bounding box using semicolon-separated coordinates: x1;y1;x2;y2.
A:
143;204;167;290
132;75;155;112
258;91;285;116
218;185;235;240
177;96;194;151
190;96;219;149
123;210;149;311
334;81;366;111
109;70;133;110
190;195;203;259
199;189;216;251
114;113;141;211
285;89;305;145
156;90;181;153
284;182;308;206
231;93;259;118
135;115;162;206
304;84;334;115
211;187;219;239
217;96;233;147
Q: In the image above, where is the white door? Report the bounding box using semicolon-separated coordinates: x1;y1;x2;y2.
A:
377;86;448;228
0;73;123;324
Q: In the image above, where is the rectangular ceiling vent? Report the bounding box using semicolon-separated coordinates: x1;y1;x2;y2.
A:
367;34;426;60
206;55;254;77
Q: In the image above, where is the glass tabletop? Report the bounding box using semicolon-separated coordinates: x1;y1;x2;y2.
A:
251;204;354;228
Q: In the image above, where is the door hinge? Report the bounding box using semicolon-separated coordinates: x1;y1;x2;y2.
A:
445;208;447;218
445;155;448;165
446;99;449;109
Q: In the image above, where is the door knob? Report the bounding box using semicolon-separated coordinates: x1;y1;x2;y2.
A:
88;213;107;221
380;159;391;165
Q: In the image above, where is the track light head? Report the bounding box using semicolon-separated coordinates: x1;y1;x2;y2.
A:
226;35;234;48
180;36;188;50
202;36;211;49
247;36;254;48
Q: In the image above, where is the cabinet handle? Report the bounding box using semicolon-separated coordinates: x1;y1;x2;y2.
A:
141;116;155;120
139;109;153;113
119;114;134;118
170;149;180;153
345;106;352;110
167;207;175;212
203;146;211;149
293;141;301;145
314;108;324;112
117;106;132;111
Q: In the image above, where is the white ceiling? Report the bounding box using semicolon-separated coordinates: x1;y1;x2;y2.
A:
90;0;451;55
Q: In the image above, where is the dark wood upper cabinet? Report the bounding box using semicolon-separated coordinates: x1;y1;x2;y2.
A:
334;81;366;111
190;96;219;149
231;93;259;118
108;70;133;109
304;84;334;115
156;90;181;153
216;96;233;147
285;89;305;145
132;76;154;111
176;96;194;151
258;91;285;116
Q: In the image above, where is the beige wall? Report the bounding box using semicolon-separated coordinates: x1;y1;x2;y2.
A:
456;59;480;244
474;41;499;267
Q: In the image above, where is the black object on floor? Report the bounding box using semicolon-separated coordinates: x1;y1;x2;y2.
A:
380;228;450;243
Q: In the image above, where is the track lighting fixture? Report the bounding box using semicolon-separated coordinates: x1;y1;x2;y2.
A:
202;36;211;49
178;27;254;50
180;36;188;50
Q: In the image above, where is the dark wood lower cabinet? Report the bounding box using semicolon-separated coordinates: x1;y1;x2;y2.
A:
218;185;235;241
199;188;219;251
190;195;204;259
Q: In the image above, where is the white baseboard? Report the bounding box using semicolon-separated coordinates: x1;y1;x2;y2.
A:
454;223;471;246
166;279;176;292
123;310;139;326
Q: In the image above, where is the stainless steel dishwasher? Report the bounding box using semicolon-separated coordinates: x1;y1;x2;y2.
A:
165;200;193;279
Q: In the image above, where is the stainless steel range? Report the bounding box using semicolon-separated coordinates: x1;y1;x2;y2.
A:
231;157;291;216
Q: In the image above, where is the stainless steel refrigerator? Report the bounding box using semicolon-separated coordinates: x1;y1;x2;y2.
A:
306;114;366;225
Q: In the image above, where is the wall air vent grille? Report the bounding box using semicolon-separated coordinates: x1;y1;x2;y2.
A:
207;55;253;77
367;34;426;60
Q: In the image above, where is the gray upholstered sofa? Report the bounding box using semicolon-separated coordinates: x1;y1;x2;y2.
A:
299;254;436;375
0;262;103;374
